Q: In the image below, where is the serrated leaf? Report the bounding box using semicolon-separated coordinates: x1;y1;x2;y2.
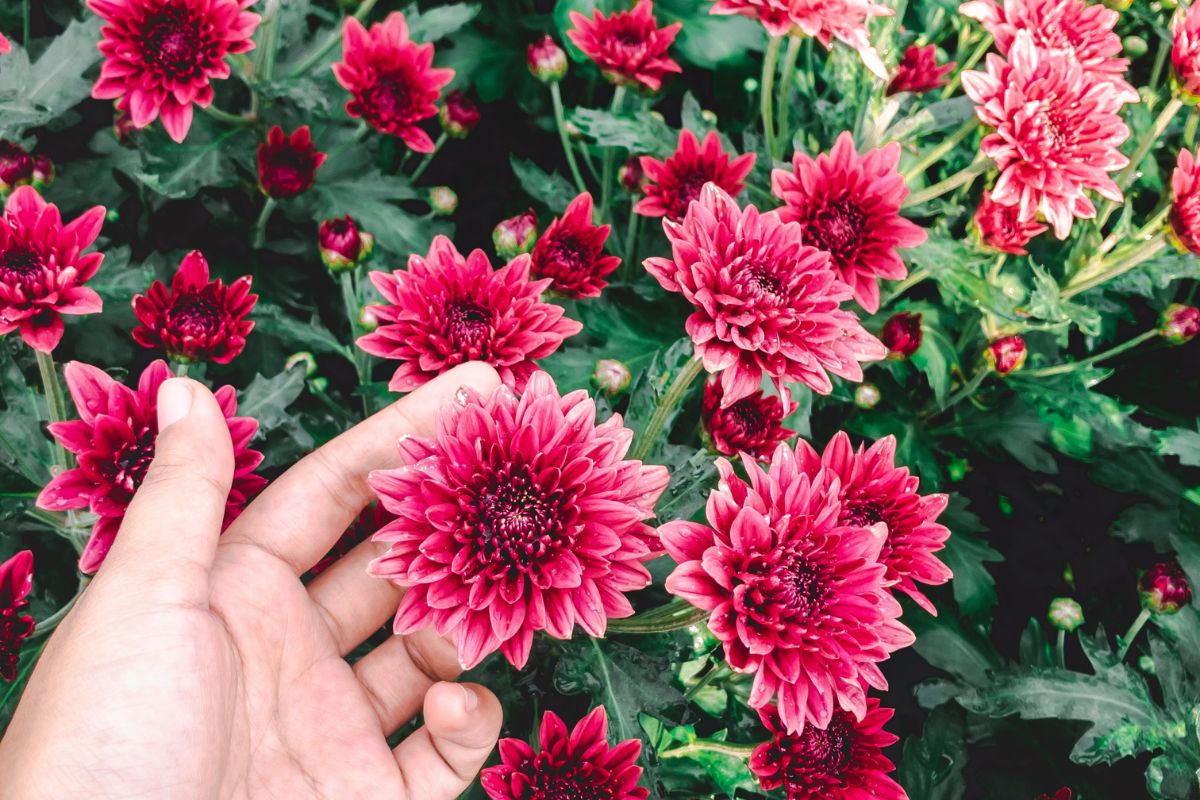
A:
567;108;677;155
239;367;308;434
510;156;578;214
0;16;103;137
253;303;348;357
939;495;1002;620
129;123;250;199
907;608;1003;687
405;2;480;42
1157;423;1200;467
896;705;969;800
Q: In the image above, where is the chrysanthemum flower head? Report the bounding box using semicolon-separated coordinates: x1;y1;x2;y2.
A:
357;236;581;393
131;250;257;364
749;700;906;800
788;0;894;80
88;0;261;142
0;186;106;353
482;706;649;800
635;129;756;221
973;189;1049;255
0;550;34;682
661;443;915;734
796;432;952;614
1175;2;1200;100
962;31;1130;238
1170;148;1200;255
960;0;1138;104
567;0;682;92
702;380;795;462
367;371;670;669
771;132;926;314
887;44;955;95
256;125;325;199
531;192;621;299
332;11;454;152
709;0;796;36
36;360;265;573
645;183;886;405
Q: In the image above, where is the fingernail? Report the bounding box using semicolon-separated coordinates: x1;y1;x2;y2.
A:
460;684;479;712
453;386;471;406
157;378;194;431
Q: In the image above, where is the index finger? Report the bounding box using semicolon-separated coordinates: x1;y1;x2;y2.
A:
219;361;501;574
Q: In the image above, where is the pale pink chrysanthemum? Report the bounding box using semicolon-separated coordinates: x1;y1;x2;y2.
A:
88;0;261;143
645;183;885;406
771;132;927;314
788;0;893;80
367;371;670;669
1174;2;1200;101
709;0;795;36
661;443;915;734
959;0;1138;104
962;31;1130;239
796;432;952;615
356;236;582;393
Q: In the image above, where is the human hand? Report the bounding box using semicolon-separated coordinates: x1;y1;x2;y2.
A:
0;362;504;799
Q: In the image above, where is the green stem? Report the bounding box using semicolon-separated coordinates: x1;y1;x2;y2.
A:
0;639;46;711
1062;235;1167;299
774;35;801;160
1095;97;1184;229
409;132;447;183
1056;629;1067;668
202;104;254;126
1149;33;1170;92
340;271;371;418
286;0;380;78
22;0;30;47
550;82;588;195
1187;109;1199;149
174;362;190;378
904;155;988;207
884;267;930;305
760;36;783;165
623;211;641;274
606;598;710;634
253;0;282;83
940;35;992;100
683;662;729;701
902;118;979;183
630;355;705;462
35;350;69;469
923;367;989;418
1096;203;1170;259
659;740;759;760
599;86;626;223
251;197;278;250
1019;329;1158;378
30;577;88;640
1117;607;1152;661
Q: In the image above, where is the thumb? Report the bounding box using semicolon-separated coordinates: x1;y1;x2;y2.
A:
100;377;234;596
392;682;503;799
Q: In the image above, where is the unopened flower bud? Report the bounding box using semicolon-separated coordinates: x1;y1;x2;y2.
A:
619;156;646;193
439;90;480;139
1139;561;1192;615
319;215;374;273
1160;303;1200;345
854;382;881;409
286;351;318;377
592;359;631;396
1122;35;1148;58
0;140;32;194
359;305;380;332
493;210;538;259
881;311;922;359
1047;597;1084;631
31;154;54;191
308;376;329;393
528;35;568;83
985;335;1027;376
428;186;459;216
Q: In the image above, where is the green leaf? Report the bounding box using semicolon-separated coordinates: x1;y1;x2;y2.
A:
253;303;348;358
129;122;251;199
1145;753;1200;800
654;445;716;523
896;705;969;800
239;367;308;435
0;353;51;486
939;495;1003;620
1026;263;1103;336
510;156;577;214
908;608;1003;687
567;108;677;155
0;16;103;136
660;3;765;69
1157;422;1200;467
1111;503;1177;551
910;322;957;408
958;398;1058;474
405;2;481;42
887;96;977;142
624;338;698;461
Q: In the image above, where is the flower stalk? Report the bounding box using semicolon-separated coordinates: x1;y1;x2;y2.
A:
1117;607;1152;661
904;154;988;207
251;197;277;250
1062;234;1167;299
774;35;802;160
631;354;705;462
339;271;372;417
409;132;447;183
760;35;783;164
605;597;709;634
35;351;69;469
902;117;978;183
1019;328;1158;378
1095;96;1185;230
286;0;380;79
550;82;588;195
658;739;758;760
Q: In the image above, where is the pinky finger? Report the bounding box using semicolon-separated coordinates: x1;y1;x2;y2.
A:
394;682;502;800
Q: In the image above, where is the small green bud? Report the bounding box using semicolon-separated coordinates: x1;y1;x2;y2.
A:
285;351;318;377
1047;597;1084;631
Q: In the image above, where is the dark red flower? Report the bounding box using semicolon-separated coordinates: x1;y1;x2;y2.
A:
0;550;34;682
333;11;454;152
880;311;922;358
0;141;33;193
36;360;266;574
750;701;906;800
1170;148;1200;255
310;503;396;577
531;192;620;298
527;35;569;83
985;334;1027;376
482;706;649;800
702;380;795;462
887;44;955;95
619;155;646;193
1161;303;1200;345
31;154;54;191
635;129;756;220
131;250;256;364
256;125;325;199
1139;561;1192;615
567;0;682;92
439;90;480;139
1035;789;1072;800
974;189;1049;255
319;215;375;272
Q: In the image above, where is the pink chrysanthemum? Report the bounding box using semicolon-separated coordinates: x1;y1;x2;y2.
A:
771;132;927;314
709;0;795;36
635;129;756;221
796;432;952;614
567;0;682;92
1174;2;1200;99
788;0;893;80
36;360;266;574
131;250;257;364
960;0;1138;104
356;236;581;393
0;186;105;353
645;183;885;406
0;550;34;682
962;31;1130;239
887;44;956;95
1170;148;1200;255
702;380;795;462
0;33;10;55
482;706;649;800
332;12;454;153
660;443;915;734
531;192;621;299
974;189;1049;255
749;701;905;800
88;0;261;143
367;371;670;669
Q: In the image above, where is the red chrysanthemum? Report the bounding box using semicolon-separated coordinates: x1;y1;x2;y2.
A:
710;0;795;36
1036;789;1073;800
962;31;1130;239
771;132;926;314
787;0;893;80
531;192;621;299
660;443;915;734
0;186;105;353
367;371;670;669
356;236;582;393
311;502;396;577
1170;148;1200;255
960;0;1138;104
0;550;34;682
645;184;886;406
796;432;952;614
482;706;649;800
635;129;756;220
332;11;454;153
749;701;905;800
702;380;795;462
131;250;257;364
256;125;325;199
88;0;261;143
36;360;266;574
1175;2;1200;99
566;0;682;92
973;189;1049;255
887;44;955;95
